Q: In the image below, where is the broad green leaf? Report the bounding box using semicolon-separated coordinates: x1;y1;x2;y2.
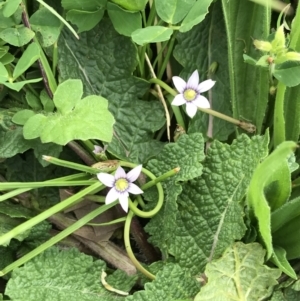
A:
40;89;54;112
30;7;62;47
58;18;165;163
174;1;234;141
145;133;205;255
131;26;173;45
62;0;107;11
13;42;40;79
0;246;14;271
194;242;280;301
169;134;269;274
126;263;200;301
0;26;34;46
0;4;22;28
0;53;14;65
107;2;141;37
2;0;21;18
53;79;83;114
5;247;135;300
273;62;300;87
180;0;214;32
0;46;9;59
0;202;34;219
155;0;196;24
12;109;35;125
66;9;105;33
247;141;297;259
23;80;115;145
110;0;148;11
221;0;270;134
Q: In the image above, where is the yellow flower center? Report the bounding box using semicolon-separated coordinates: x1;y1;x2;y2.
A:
183;89;197;101
115;178;129;192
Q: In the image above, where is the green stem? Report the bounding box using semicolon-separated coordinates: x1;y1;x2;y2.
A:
124;199;156;280
273;81;286;147
42;155;116;174
0;200;118;276
0;173;88;202
146;0;156;27
157;32;177;79
0;180;97;191
52;41;58;78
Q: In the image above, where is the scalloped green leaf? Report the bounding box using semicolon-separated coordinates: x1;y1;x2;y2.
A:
195;242;281;301
58;18;165;163
145;133;205;254
5;247;136;300
23;79;115;145
126;263;200;301
169;134;269;274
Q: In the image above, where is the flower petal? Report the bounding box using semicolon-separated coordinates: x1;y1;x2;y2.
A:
119;192;129;212
115;166;126;179
172;94;186;106
172;76;186;93
97;173;115;187
105;187;120;204
127;165;142;182
128;183;144;195
197;79;216;93
187;70;199;89
185;102;198;118
193;95;210;109
93;145;102;154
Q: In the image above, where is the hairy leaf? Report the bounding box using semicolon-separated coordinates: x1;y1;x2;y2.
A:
169;133;269;274
195;242;280;301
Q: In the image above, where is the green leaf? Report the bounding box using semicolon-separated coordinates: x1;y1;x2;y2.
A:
66;9;105;33
271;196;300;233
0;26;35;46
126;263;200;301
174;1;234;141
0;4;22;28
145;133;205;254
243;54;257;65
12;109;35;125
0;202;34;219
194;242;281;301
180;0;214;32
13;42;40;79
0;52;14;65
110;0;148;11
62;0;107;11
271;246;297;279
26;91;43;110
0;61;8;82
58;19;165;163
40;89;54;112
2;0;21;18
169;134;269;274
23;79;115;145
247;141;297;259
30;7;62;47
107;2;141;37
273;62;300;87
221;0;270;134
3;77;43;92
131;26;173;45
155;0;196;24
5;247;135;300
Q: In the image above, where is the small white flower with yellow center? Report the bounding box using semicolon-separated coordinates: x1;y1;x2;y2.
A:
97;165;143;212
172;70;216;118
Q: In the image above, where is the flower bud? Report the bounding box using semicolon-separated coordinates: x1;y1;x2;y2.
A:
253;40;272;52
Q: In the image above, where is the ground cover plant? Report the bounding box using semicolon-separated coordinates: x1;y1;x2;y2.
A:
0;0;300;300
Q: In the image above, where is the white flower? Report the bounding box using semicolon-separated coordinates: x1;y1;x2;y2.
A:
172;70;216;118
97;165;143;212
